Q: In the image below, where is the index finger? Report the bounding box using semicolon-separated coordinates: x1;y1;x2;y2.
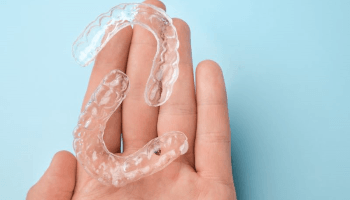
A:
80;27;133;153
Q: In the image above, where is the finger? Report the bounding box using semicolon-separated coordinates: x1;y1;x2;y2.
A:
27;151;77;200
122;0;166;153
195;60;234;185
81;27;132;153
157;18;196;166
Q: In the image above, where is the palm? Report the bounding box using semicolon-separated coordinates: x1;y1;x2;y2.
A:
28;1;236;199
73;158;232;199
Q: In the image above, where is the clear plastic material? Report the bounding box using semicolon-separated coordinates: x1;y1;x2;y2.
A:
72;3;188;187
72;3;180;106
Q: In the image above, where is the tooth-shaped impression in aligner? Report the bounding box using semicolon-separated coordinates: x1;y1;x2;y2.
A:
73;3;179;106
72;3;188;187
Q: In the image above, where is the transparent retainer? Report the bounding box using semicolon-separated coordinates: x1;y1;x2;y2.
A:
72;3;188;187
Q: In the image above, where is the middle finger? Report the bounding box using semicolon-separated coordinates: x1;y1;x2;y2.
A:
122;0;167;153
157;18;196;167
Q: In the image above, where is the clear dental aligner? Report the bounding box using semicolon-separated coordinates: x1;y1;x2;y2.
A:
72;3;180;106
72;3;188;187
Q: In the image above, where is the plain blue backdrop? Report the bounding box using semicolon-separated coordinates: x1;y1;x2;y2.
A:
0;0;349;199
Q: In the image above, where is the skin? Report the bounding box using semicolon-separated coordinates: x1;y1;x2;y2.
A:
27;0;237;199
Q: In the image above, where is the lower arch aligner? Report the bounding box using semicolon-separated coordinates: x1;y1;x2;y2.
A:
72;3;188;187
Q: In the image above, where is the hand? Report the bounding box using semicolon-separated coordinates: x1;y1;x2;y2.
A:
27;0;236;199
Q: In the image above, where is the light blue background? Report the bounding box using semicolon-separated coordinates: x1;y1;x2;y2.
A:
0;0;349;199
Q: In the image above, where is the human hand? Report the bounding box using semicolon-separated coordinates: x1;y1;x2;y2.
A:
27;0;236;199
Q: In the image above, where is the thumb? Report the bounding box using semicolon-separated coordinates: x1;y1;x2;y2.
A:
27;151;77;200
